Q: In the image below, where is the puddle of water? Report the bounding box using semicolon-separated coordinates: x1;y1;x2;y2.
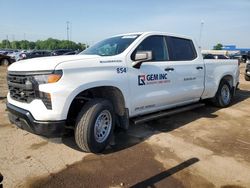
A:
25;142;183;188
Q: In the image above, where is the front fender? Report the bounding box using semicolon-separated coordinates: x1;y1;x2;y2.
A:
61;81;129;120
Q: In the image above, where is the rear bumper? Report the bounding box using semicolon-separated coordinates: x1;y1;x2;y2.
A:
7;103;65;138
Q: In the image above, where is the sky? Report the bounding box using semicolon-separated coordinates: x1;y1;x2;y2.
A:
0;0;249;49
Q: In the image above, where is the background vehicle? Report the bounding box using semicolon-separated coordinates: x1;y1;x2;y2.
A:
16;50;51;61
63;51;80;55
229;53;242;60
27;50;51;58
203;54;229;59
0;49;18;56
241;54;250;63
0;54;14;66
51;49;74;56
245;60;250;81
7;32;239;153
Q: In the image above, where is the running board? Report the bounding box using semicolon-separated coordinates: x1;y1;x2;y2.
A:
132;103;205;125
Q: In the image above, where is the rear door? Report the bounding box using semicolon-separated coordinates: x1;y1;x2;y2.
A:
165;36;205;102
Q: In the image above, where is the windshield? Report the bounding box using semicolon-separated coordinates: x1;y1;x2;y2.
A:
80;35;140;56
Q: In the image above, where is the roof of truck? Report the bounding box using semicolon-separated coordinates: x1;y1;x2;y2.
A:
114;31;193;40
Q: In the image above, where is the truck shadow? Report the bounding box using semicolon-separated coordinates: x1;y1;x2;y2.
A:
104;107;218;154
0;96;6;100
130;157;199;188
61;89;250;154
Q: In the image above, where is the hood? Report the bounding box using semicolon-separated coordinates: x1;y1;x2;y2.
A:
8;55;100;72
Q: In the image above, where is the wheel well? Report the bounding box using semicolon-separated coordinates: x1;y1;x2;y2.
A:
1;58;10;65
66;86;127;128
221;75;233;88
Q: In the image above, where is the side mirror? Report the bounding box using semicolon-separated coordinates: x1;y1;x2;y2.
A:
132;51;152;69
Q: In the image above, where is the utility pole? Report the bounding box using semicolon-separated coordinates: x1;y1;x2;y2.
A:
12;35;15;49
6;35;9;49
66;21;70;41
70;22;72;41
199;20;204;48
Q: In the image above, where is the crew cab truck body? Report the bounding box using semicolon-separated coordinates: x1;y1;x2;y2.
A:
7;32;239;153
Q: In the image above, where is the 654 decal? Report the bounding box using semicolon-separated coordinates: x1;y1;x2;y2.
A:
138;73;170;86
116;67;127;74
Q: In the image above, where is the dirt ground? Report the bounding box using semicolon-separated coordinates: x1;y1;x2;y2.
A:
0;64;250;188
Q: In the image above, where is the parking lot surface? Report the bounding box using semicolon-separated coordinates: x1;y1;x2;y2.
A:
0;64;250;188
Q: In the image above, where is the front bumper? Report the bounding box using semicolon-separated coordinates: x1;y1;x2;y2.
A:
7;103;65;137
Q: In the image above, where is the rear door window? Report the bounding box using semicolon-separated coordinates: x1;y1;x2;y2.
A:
166;36;197;61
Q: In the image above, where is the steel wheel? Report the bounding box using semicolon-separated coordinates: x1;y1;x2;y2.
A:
75;99;114;153
221;84;231;105
94;110;112;143
212;79;233;107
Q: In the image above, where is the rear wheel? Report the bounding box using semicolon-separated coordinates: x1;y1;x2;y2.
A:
245;74;250;81
75;99;115;153
212;80;232;107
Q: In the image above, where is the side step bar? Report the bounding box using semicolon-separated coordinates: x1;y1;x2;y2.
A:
132;103;205;125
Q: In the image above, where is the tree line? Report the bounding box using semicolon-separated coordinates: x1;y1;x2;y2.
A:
0;38;88;51
213;43;223;50
0;38;223;51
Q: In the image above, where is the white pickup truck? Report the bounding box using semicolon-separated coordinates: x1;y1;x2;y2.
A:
7;32;239;153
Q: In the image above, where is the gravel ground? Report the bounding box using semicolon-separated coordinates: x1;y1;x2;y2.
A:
0;64;250;188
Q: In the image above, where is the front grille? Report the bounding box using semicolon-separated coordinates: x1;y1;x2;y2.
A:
7;73;36;103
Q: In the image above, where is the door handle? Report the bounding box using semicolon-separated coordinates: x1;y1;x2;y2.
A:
165;67;174;72
196;66;203;70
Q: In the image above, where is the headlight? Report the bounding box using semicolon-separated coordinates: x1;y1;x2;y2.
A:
33;70;63;84
32;70;62;110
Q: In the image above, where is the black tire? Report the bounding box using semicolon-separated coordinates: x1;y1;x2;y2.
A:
212;80;233;107
245;74;250;81
75;99;115;153
1;58;10;66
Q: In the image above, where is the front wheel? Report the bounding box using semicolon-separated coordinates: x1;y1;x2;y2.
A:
75;99;115;153
212;80;233;107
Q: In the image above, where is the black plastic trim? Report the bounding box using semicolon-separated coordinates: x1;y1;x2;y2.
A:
7;102;65;138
